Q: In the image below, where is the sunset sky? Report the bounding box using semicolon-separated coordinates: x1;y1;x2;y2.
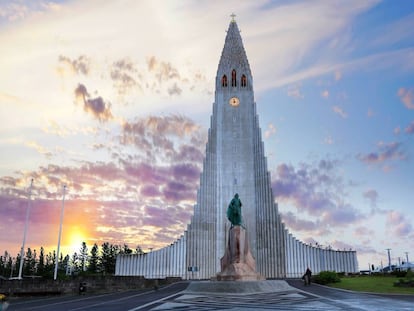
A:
1;0;413;271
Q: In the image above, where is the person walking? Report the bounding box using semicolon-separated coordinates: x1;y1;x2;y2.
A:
303;267;312;285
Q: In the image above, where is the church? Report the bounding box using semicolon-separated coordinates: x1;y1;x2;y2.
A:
116;17;358;279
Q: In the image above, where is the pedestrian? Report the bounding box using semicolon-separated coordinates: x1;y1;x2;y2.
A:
302;267;312;285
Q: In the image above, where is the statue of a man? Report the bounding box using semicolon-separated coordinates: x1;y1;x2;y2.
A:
227;193;242;226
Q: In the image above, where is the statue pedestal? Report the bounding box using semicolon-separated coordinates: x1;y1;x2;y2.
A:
216;226;265;281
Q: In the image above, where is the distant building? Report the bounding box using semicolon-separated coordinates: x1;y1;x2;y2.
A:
116;17;358;279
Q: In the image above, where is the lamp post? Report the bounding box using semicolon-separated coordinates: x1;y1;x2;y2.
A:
18;179;34;279
54;185;66;280
386;248;392;271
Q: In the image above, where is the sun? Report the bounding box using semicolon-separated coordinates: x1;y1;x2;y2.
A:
63;226;88;255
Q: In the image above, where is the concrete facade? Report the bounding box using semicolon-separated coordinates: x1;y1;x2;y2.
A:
116;19;358;279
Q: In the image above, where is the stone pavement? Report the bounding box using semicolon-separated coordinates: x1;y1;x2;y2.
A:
145;280;414;311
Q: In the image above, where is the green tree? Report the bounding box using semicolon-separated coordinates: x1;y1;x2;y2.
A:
0;253;5;277
121;244;132;254
79;242;88;272
6;256;13;278
88;243;99;273
135;246;144;255
24;247;36;276
100;242;119;274
37;247;45;276
44;250;56;277
0;251;17;278
70;252;79;274
14;252;21;278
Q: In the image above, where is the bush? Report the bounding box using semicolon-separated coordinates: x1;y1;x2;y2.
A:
391;270;407;278
393;269;414;287
314;271;341;285
406;268;413;280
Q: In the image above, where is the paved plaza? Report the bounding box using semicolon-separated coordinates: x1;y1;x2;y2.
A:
147;280;414;311
6;280;414;311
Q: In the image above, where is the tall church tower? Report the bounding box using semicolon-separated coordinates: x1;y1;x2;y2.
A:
185;17;286;278
116;17;358;280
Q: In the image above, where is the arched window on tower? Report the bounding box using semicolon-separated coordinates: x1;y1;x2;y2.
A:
222;75;228;87
241;74;247;87
231;69;237;87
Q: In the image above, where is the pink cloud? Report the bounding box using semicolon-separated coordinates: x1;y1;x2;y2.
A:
357;141;406;164
272;159;363;229
397;87;414;109
405;121;414;134
386;210;413;237
332;105;347;118
74;83;113;122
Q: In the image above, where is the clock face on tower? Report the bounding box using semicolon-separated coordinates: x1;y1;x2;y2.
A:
229;97;240;107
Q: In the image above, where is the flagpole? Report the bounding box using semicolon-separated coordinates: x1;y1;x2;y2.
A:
18;178;34;279
54;185;66;280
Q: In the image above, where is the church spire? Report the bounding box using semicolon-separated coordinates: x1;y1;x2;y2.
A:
216;15;252;90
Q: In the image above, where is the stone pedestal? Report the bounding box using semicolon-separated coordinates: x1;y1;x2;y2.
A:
217;226;265;281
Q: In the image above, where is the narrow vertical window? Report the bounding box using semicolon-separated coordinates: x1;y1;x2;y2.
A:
222;75;228;87
231;69;237;87
241;74;247;87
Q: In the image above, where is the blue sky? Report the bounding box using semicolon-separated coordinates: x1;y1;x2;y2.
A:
0;0;413;271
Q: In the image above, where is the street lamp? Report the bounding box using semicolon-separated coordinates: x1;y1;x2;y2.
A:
18;179;34;279
54;185;66;280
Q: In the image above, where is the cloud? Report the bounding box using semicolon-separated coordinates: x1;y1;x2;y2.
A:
25;141;53;158
168;83;182;96
397;88;414;109
287;84;303;99
334;70;342;81
74;83;113;121
371;12;414;48
363;189;378;207
357;141;406;164
121;115;205;163
58;55;90;75
331;240;356;251
405;121;414;134
280;211;319;232
272;159;363;228
354;226;374;237
0;1;62;23
324;136;334;145
110;58;140;94
386;211;413;237
147;56;180;83
321;90;329;98
332;105;347;118
264;123;276;138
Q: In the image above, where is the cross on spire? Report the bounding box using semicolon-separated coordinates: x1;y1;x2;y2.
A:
230;13;236;23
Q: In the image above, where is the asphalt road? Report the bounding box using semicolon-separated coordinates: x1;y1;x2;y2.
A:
5;282;189;311
4;280;414;311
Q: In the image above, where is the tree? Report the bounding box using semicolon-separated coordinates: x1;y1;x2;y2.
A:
24;247;36;276
121;244;132;254
37;247;45;276
100;242;119;274
88;243;99;274
79;242;88;272
70;252;79;274
6;256;13;278
1;252;14;278
135;246;145;255
44;250;56;277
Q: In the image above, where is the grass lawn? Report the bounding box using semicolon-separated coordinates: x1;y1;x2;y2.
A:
328;275;414;295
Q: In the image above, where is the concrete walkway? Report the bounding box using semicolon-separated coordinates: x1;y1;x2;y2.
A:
150;280;414;311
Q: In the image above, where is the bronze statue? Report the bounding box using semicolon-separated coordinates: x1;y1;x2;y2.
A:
227;193;243;226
